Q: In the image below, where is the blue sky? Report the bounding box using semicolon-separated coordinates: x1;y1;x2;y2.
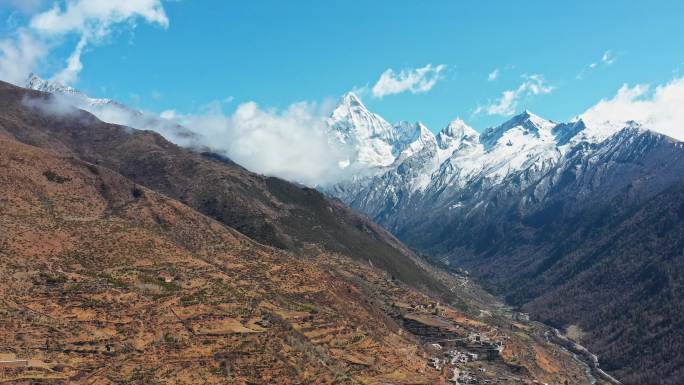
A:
1;0;684;132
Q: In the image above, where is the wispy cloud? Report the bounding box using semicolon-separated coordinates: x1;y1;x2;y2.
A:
487;69;500;82
577;50;617;79
582;76;684;141
601;50;616;65
348;83;370;98
371;64;446;98
0;0;169;85
475;74;554;116
0;29;47;84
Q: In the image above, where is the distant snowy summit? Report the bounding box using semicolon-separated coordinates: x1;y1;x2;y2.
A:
23;74;199;146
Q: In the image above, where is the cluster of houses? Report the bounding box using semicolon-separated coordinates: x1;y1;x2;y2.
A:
428;347;480;364
448;367;486;384
424;330;510;384
427;344;490;382
448;349;478;364
467;332;505;349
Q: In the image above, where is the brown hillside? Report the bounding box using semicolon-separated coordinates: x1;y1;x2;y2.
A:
0;80;440;294
0;136;593;384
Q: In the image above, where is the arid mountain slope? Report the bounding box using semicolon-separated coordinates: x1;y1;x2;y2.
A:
0;81;438;293
0;124;594;384
0;135;428;384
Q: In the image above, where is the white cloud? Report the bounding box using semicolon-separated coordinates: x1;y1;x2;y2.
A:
487;69;499;82
30;0;168;36
577;50;617;79
165;99;352;186
0;29;47;84
582;77;684;141
0;0;169;85
21;92;81;117
475;90;516;116
159;109;176;120
371;64;446;98
601;50;616;65
521;74;553;95
475;74;554;116
51;33;86;84
349;83;370;98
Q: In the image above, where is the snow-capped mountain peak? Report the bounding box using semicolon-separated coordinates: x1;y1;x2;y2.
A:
579;117;646;145
434;118;480;164
331;92;372;124
329;92;395;142
552;118;587;145
25;73;118;107
437;118;479;148
392;121;433;144
394;122;436;159
339;91;365;109
25;73;81;96
480;110;557;150
440;118;478;137
327;92;398;170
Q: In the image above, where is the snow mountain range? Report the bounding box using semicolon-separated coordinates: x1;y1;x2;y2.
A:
324;92;683;233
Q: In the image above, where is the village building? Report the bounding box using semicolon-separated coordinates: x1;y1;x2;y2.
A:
158;272;175;283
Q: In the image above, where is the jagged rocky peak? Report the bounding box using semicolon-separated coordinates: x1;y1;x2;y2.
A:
441;118;478;138
340;91;364;108
412;122;437;148
394;121;433;140
25;73;81;96
552;118;587;145
607;120;663;143
394;120;418;133
574;115;655;145
331;92;372;121
502;110;556;132
480;110;556;149
385;121;437;168
329;92;395;143
24;72;117;107
416;121;433;136
437;118;479;150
